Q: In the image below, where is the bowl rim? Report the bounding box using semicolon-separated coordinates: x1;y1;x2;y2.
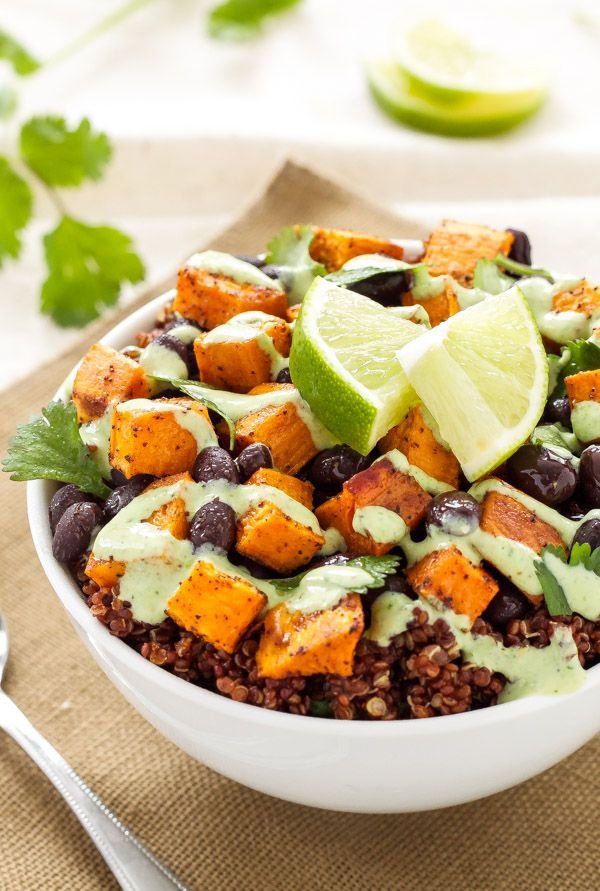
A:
26;287;600;738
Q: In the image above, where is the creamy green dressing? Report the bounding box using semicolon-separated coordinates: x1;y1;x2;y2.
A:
283;564;372;614
382;448;454;496
202;311;288;377
542;551;600;621
387;304;431;327
352;507;407;544
571;401;600;444
367;592;585;702
114;398;218;453
140;341;188;384
186;250;284;291
79;412;113;479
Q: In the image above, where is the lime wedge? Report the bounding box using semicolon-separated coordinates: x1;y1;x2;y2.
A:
396;289;548;481
367;60;547;137
289;278;423;455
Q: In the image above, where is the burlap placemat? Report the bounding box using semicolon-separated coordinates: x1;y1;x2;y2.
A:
0;161;598;891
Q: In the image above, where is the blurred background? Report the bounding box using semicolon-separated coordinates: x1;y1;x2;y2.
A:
2;0;600;385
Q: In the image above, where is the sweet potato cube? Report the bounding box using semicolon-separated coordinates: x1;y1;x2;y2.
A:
174;267;287;330
84;555;126;589
286;303;302;322
73;343;150;423
194;317;291;393
145;497;188;540
480;490;565;555
423;220;514;286
406;546;499;622
552;281;600;317
378;405;460;487
316;459;431;556
235;385;317;475
109;398;213;479
167;559;266;653
565;369;600;407
144;472;193;491
402;282;460;327
306;226;405;272
246;467;314;509
236;501;324;573
256;594;364;678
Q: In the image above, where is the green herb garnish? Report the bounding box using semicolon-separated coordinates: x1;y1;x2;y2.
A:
535;556;571;617
266;224;325;302
207;0;303;40
325;260;419;289
269;554;401;594
0;30;40;75
535;541;600;616
531;423;581;457
0;156;33;268
473;258;514;294
20;116;112;187
494;253;554;283
2;401;111;498
150;377;236;449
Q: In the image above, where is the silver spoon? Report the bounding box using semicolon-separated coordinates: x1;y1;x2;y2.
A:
0;611;189;891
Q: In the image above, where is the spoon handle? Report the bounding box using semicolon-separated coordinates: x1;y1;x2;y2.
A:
0;690;188;891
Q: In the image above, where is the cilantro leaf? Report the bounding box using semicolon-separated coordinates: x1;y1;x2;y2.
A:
20;116;112;187
207;0;302;40
0;86;17;121
41;216;144;327
494;253;554;283
568;541;600;576
269;554;401;593
535;558;571;616
325;260;419;289
0;30;40;75
0;156;33;268
473;258;515;294
2;401;111;498
550;339;600;397
150;377;236;449
266;224;325;301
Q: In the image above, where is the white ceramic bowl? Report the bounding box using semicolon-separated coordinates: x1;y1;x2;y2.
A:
27;292;600;813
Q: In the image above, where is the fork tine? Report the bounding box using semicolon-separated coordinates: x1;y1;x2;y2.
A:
0;610;9;684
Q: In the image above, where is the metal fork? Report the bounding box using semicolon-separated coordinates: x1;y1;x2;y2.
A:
0;611;189;891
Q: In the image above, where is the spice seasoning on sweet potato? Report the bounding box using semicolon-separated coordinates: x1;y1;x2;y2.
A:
423;219;514;286
84;555;126;589
378;405;460;487
305;226;405;272
552;281;600;317
565;369;600;406
402;281;460;327
407;546;499;621
72;343;150;423
145;497;189;540
246;467;314;509
256;594;364;678
480;490;565;555
236;501;324;573
174;267;288;330
167;559;266;653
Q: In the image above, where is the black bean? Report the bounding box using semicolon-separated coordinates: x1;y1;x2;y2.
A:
348;271;413;307
562;499;586;521
426;491;482;536
235;254;266;269
49;484;89;534
572;518;600;552
260;264;283;280
153;333;194;376
484;580;530;628
544;395;571;427
579;445;600;508
110;468;129;487
230;552;275;579
192;446;239;484
309;446;370;490
382;572;414;596
507;228;532;266
506;444;577;506
163;317;201;333
52;502;103;563
276;367;292;384
104;475;153;520
236;443;273;481
189;499;236;551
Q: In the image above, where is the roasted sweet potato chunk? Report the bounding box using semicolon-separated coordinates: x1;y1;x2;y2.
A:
407;546;499;622
167;559;266;653
423;220;514;286
315;458;431;555
174;267;287;330
73;343;150;423
565;369;600;406
378;405;460;487
402;281;460;327
109;398;214;479
246;467;314;509
145;497;189;540
286;303;302;322
552;281;600;317
480;490;565;554
235;385;318;475
236;501;324;573
306;226;405;272
194;316;291;393
84;555;126;589
256;594;364;678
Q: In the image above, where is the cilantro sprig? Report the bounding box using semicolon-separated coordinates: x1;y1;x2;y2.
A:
550;339;600;398
0;157;33;268
535;541;600;617
266;225;325;302
269;555;401;593
207;0;303;40
494;253;554;283
20;116;112;187
0;29;40;75
150;377;236;449
2;401;111;498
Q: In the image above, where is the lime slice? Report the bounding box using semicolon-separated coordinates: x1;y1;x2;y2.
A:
396;289;548;481
289;278;422;455
367;60;547;137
